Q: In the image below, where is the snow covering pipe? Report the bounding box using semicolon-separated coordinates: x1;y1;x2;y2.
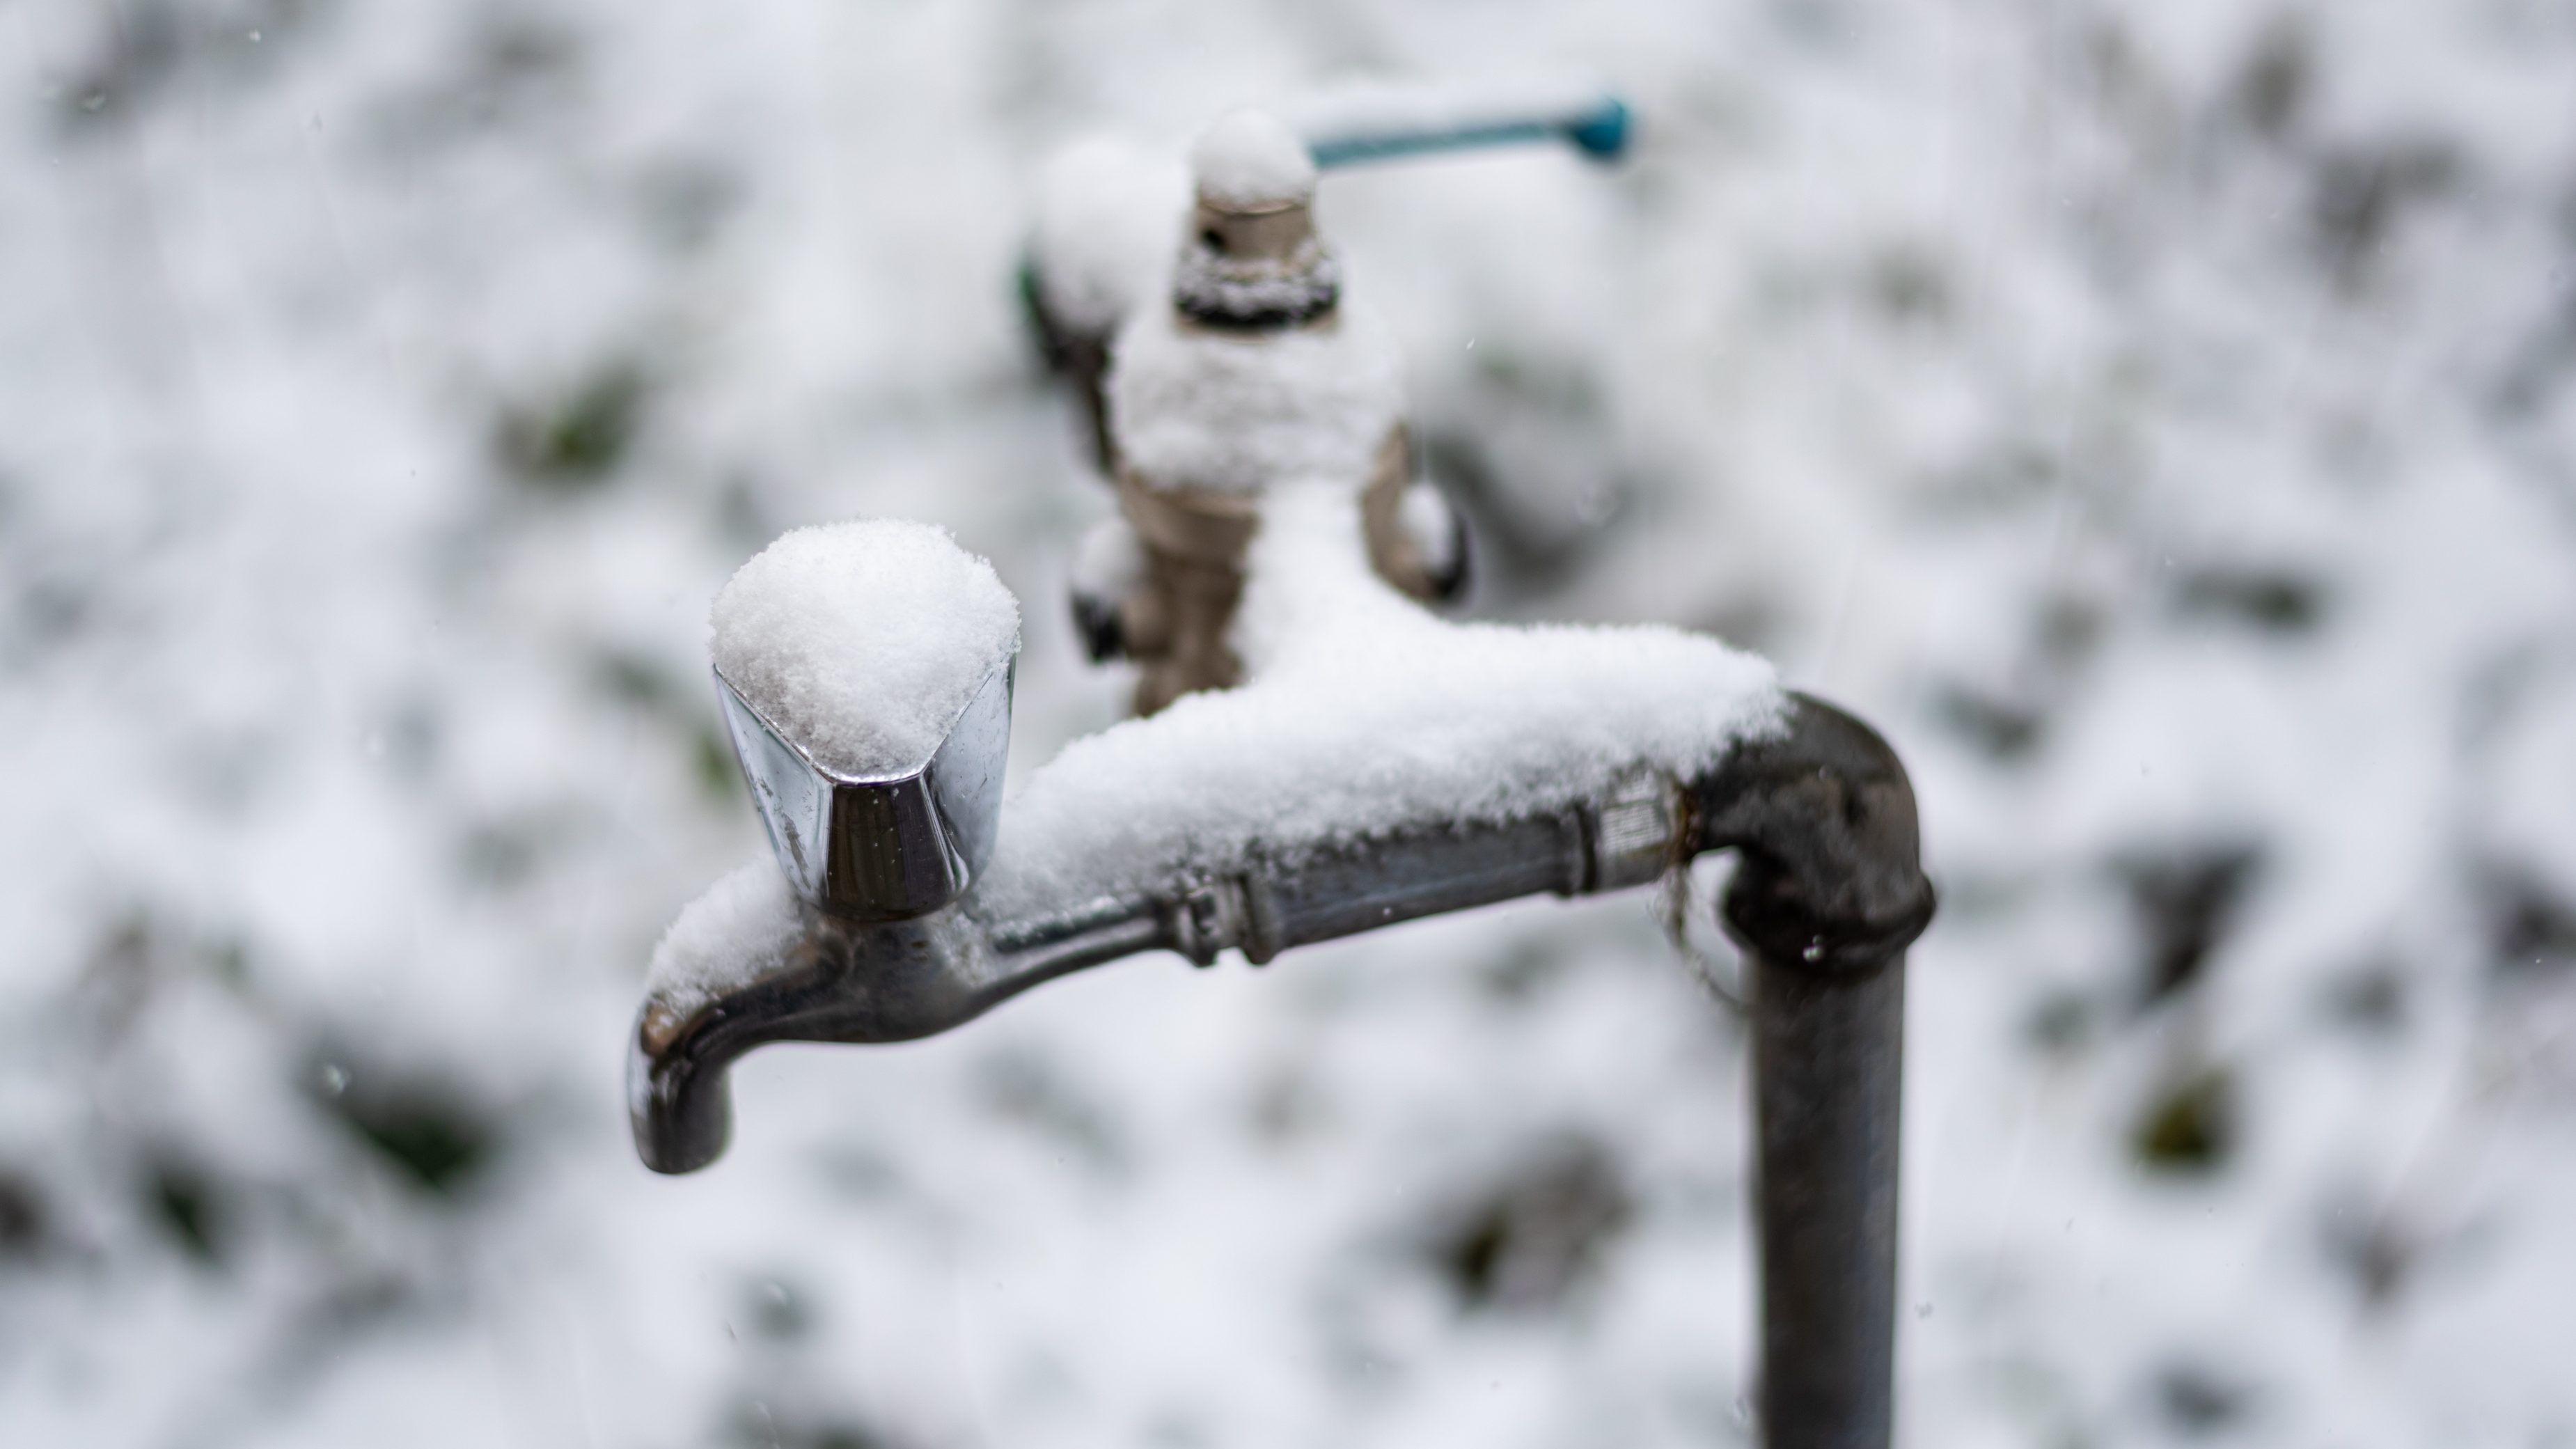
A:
630;692;1929;1448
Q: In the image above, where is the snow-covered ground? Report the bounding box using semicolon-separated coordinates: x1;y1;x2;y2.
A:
6;1;2576;1444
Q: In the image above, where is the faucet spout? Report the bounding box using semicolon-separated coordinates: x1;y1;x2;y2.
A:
631;767;1686;1174
631;906;1023;1175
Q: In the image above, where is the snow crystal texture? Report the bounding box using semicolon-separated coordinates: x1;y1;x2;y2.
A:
647;858;804;1015
709;521;1020;779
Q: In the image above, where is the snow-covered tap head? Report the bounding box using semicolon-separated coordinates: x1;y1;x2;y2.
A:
1177;109;1338;328
708;522;1021;920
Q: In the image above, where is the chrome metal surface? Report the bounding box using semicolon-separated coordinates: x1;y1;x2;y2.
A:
715;658;1014;921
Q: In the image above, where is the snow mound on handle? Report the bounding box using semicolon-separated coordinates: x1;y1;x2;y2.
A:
1108;299;1403;494
709;521;1020;779
977;483;1786;911
1191;109;1317;208
647;858;803;1017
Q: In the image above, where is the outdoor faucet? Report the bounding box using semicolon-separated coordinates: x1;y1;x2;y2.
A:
636;104;1935;1449
629;492;1931;1448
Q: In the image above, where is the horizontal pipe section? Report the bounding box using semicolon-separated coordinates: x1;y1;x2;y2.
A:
1249;810;1591;957
636;791;1643;1171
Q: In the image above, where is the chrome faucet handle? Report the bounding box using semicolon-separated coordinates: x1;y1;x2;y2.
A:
707;521;1021;922
716;661;1013;921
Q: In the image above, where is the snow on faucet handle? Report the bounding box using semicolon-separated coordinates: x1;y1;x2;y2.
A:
708;521;1021;919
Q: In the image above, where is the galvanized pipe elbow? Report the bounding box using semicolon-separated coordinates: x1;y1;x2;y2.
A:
1697;693;1936;975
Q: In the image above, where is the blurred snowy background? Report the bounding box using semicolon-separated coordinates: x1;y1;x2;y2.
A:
7;0;2576;1444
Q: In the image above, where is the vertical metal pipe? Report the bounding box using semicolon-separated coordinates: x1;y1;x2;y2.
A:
1698;695;1929;1448
1750;947;1905;1449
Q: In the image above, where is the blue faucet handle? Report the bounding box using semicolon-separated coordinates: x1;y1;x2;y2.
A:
1303;91;1631;170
